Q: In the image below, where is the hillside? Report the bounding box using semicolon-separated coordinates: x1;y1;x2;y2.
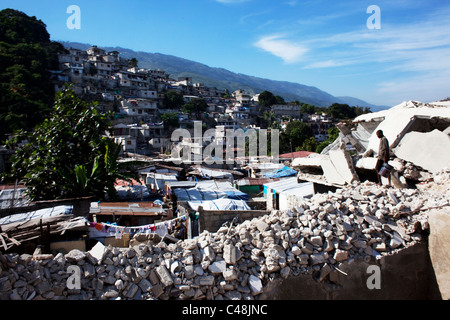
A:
59;41;387;110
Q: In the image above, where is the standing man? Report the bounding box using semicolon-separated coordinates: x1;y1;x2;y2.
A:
375;130;391;186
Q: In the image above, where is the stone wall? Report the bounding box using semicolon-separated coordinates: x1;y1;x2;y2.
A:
197;207;269;234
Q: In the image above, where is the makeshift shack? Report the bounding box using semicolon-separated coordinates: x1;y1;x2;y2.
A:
88;201;170;247
263;177;315;211
0;205;88;254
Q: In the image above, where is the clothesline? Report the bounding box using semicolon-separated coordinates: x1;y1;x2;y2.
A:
88;215;187;239
89;214;187;231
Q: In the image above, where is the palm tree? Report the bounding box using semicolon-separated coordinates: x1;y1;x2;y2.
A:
129;58;138;68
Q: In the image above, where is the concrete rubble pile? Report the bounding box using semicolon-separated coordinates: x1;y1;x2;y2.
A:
1;168;449;301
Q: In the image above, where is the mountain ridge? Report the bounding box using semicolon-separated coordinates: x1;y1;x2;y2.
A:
58;41;389;111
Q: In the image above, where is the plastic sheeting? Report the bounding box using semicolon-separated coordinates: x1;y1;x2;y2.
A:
173;187;228;201
0;205;73;225
173;180;249;201
196;167;233;179
263;166;297;178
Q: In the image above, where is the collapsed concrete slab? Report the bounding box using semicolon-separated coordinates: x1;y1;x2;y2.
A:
394;129;450;174
354;100;450;155
293;148;359;187
328;148;359;184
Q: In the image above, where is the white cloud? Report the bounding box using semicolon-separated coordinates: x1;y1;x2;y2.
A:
304;59;351;69
300;14;450;74
254;35;308;63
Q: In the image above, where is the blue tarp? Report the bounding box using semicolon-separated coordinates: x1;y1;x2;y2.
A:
263;166;297;178
173;181;249;201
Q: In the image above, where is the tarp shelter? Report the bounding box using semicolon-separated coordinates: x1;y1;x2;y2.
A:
0;205;87;252
195;180;249;200
187;199;251;211
172;180;249;201
194;167;234;179
263;177;298;197
263;166;297;178
145;173;178;192
0;205;73;225
263;177;315;211
173;187;228;201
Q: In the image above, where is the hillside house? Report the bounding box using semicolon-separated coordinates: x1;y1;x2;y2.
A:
233;89;251;104
271;104;301;120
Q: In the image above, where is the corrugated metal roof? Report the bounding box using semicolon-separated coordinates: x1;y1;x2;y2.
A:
279;151;315;159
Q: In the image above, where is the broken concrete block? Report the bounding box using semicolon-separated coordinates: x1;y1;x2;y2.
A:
87;242;106;265
309;235;323;247
388;191;399;204
170;260;182;274
248;275;263;295
151;284;164;298
280;266;291;279
324;239;335;252
310;253;326;265
224;244;237;265
222;268;238;281
389;231;404;249
291;245;302;256
333;249;348;262
256;221;269;233
394;129;450;174
183;239;198;250
202;246;215;262
319;263;332;282
156;265;173;287
65;249;86;263
329;270;340;284
198;275;215;286
208;259;226;274
372;242;386;252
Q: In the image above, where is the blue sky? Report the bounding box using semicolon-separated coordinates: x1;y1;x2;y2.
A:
2;0;450;106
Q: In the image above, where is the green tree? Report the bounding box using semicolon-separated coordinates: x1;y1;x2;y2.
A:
301;137;318;152
182;98;208;118
5;88;128;201
161;112;180;129
275;95;286;105
258;90;277;111
129;57;138;68
282;121;314;153
0;9;67;142
163;90;184;109
300;103;317;115
327;103;357;120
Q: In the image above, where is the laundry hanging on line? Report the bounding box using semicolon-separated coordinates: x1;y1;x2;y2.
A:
88;215;187;238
